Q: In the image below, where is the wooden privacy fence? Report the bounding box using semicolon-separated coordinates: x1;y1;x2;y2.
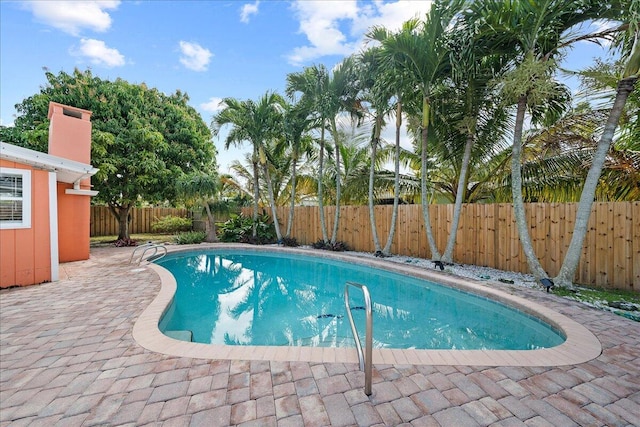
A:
243;202;639;291
90;206;188;237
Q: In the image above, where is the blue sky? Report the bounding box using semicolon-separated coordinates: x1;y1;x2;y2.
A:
0;1;613;173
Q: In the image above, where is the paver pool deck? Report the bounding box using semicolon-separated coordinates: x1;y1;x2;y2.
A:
1;245;639;426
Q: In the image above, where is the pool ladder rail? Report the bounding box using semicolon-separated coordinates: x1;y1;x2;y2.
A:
129;242;167;265
344;281;373;396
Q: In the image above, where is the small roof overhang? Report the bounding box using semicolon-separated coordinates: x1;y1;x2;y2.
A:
0;141;99;185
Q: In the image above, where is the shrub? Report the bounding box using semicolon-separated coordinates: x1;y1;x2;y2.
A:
174;231;206;245
311;239;349;251
312;239;328;249
280;236;299;247
217;214;253;242
114;238;136;247
326;241;349;251
216;213;276;244
152;215;192;233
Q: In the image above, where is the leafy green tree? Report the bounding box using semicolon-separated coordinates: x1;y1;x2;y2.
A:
2;69;216;240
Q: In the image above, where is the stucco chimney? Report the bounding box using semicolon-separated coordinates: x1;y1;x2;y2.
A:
47;102;93;164
46;102;95;263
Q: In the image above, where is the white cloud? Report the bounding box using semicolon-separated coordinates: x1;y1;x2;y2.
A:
240;1;260;24
71;38;125;67
24;1;120;36
287;0;432;65
200;97;226;113
351;1;431;35
179;41;213;72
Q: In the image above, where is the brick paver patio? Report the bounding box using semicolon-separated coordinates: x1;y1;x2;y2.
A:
1;246;639;426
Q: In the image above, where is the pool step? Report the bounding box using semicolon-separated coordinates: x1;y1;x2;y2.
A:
165;330;193;342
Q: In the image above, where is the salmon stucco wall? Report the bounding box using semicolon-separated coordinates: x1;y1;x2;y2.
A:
56;183;91;262
0;160;52;288
47;102;92;164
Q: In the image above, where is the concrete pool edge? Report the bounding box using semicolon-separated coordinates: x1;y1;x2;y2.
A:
132;244;602;367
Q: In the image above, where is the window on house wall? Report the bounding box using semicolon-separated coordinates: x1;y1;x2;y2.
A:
0;168;31;229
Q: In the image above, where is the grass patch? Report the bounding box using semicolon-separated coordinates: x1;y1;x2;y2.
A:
553;285;639;322
554;285;640;305
91;233;176;246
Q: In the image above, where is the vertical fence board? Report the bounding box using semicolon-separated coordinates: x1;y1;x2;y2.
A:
613;203;633;291
548;203;561;276
496;204;509;271
487;204;498;269
594;203;610;287
532;203;548;272
633;202;640;290
475;205;486;267
414;205;422;258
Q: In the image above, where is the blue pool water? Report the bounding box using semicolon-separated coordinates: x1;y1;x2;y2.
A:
157;250;565;350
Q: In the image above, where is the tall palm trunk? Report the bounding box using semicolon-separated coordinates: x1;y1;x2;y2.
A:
420;96;441;260
286;146;298;237
260;158;283;242
555;75;638;287
330;118;341;244
203;201;218;242
318;124;328;242
442;132;474;262
383;100;403;255
368;113;384;253
511;95;548;279
251;146;260;238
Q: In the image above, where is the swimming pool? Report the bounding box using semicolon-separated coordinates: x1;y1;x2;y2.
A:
132;244;602;366
156;249;564;350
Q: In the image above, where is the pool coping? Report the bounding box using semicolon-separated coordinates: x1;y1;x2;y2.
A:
132;244;602;367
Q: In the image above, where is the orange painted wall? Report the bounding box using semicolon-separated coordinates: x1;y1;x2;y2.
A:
48;102;93;262
57;183;91;262
0;159;51;288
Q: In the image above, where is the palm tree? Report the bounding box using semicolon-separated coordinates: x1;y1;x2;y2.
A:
325;57;363;243
212;92;286;241
437;19;512;263
358;42;406;256
286;58;362;244
286;65;331;242
371;0;466;260
471;0;624;281
280;99;315;237
556;8;639;287
324;118;374;205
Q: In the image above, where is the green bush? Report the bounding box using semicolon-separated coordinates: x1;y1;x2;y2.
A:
311;239;349;251
216;213;276;244
280;236;299;247
152;215;192;233
174;231;206;245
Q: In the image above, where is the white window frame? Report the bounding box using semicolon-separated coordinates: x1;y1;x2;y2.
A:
0;167;32;229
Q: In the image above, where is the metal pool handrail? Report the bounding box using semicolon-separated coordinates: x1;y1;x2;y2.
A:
129;243;167;265
344;281;373;396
